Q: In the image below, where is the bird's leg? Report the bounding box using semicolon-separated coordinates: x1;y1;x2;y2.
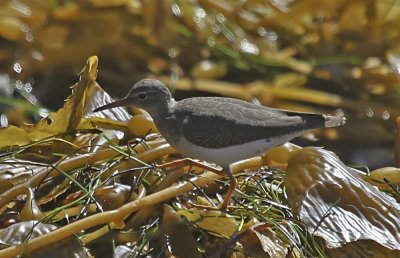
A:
155;158;222;174
220;166;237;211
157;160;237;210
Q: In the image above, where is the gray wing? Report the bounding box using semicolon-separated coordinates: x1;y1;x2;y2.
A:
177;97;326;148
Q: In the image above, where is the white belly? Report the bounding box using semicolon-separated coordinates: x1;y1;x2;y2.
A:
171;132;302;167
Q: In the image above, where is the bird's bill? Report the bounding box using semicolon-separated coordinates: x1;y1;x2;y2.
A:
93;97;128;112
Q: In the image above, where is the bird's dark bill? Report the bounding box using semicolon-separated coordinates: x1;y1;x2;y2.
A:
93;98;128;112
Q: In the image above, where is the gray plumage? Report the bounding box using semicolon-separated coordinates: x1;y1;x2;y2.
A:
95;79;345;153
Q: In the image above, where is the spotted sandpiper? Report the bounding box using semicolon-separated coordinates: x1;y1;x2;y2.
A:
94;79;346;209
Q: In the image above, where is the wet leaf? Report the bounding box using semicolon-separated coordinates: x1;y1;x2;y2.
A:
161;205;202;258
19;187;43;221
239;218;289;258
178;209;238;237
94;183;131;211
113;245;134;258
285;147;400;255
367;167;400;191
0;220;90;258
35;173;73;205
0;159;44;194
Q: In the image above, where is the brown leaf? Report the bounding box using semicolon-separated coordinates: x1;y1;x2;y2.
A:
285;147;400;255
0;221;90;257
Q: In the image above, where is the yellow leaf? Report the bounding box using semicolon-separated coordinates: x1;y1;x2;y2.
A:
28;56;98;135
178;209;238;237
0;126;32;147
0;56;98;149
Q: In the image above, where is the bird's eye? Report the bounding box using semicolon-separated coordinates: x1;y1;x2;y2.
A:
137;93;147;101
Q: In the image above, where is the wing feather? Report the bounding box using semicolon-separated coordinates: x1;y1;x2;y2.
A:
176;97;325;148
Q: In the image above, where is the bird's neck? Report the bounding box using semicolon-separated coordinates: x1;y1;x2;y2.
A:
147;98;176;121
149;99;179;141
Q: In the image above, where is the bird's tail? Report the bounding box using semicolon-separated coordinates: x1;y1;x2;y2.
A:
323;115;346;128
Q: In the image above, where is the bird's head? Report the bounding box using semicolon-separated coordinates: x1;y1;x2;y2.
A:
93;79;172;114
